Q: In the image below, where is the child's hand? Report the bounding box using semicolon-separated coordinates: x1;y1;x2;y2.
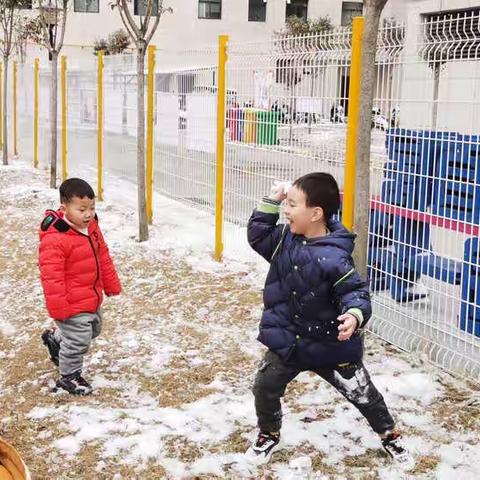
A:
337;313;358;341
269;181;291;202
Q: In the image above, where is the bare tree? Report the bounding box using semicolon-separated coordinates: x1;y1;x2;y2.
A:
0;1;31;165
14;14;31;64
27;0;70;188
353;0;388;281
110;0;171;242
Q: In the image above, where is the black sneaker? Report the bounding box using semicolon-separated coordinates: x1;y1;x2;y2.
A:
382;431;415;471
56;372;93;395
41;329;60;366
246;431;281;464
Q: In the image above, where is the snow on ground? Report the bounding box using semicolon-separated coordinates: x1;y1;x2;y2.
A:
0;161;479;479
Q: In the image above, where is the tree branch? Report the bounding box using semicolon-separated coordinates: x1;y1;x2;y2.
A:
145;13;160;45
118;4;136;41
38;0;54;52
56;0;69;52
142;0;154;37
6;6;15;56
145;0;166;45
120;0;142;40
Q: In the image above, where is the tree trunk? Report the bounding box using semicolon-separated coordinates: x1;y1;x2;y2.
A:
2;57;8;166
352;0;387;281
137;45;149;242
50;52;58;189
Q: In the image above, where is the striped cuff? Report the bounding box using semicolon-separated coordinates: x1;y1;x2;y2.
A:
346;308;364;328
258;197;281;214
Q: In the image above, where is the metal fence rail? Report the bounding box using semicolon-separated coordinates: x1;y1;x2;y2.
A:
368;11;480;378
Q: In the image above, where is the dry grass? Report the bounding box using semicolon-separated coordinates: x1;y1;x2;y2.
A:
219;429;251;455
432;381;480;431
0;168;263;477
343;448;384;469
413;455;441;475
163;437;204;463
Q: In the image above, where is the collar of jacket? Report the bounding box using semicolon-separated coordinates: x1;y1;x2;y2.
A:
299;220;356;255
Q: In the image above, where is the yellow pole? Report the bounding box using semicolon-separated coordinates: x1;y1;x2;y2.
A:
0;63;2;147
214;35;228;262
343;17;364;231
33;59;39;168
97;50;104;201
61;55;67;180
146;45;155;225
13;61;17;156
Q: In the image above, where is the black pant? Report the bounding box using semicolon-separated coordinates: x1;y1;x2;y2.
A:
253;350;395;434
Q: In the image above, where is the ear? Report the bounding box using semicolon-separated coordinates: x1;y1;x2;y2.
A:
311;206;324;223
59;204;66;212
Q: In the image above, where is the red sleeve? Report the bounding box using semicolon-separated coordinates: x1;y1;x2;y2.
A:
39;235;71;320
97;227;121;296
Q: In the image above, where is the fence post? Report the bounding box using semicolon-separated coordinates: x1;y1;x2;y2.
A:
13;61;17;156
34;59;39;168
97;50;104;201
146;45;155;225
61;55;67;180
214;34;228;262
343;17;365;231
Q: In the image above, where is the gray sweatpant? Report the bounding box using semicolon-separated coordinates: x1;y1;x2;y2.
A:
53;310;103;376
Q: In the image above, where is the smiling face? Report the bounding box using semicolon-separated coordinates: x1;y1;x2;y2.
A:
61;196;96;230
284;185;325;237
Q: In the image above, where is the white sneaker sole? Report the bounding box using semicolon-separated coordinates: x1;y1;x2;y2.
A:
395;454;415;472
384;449;416;472
246;440;282;465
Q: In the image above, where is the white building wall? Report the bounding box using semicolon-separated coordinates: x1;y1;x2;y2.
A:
398;0;480;134
18;0;480;135
27;1;367;61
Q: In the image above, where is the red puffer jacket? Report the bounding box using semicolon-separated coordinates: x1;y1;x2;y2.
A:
38;210;121;320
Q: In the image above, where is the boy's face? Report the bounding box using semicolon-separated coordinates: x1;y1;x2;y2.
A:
284;185;324;236
61;196;95;230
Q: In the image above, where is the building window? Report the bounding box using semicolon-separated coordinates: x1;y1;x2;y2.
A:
341;2;363;26
74;0;99;13
134;0;159;16
286;0;308;21
199;0;222;20
249;0;266;22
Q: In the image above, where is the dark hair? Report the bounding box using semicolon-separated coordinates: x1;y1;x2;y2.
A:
293;172;340;218
59;178;95;203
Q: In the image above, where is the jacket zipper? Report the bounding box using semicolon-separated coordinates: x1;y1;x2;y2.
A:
74;229;100;311
62;219;101;311
87;235;101;311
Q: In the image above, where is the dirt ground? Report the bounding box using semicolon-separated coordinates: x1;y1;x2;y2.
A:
0;165;479;480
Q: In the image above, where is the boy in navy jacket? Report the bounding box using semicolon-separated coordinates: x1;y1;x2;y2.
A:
246;173;414;470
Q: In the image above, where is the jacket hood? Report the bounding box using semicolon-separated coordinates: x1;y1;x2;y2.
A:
39;210;66;239
40;209;95;239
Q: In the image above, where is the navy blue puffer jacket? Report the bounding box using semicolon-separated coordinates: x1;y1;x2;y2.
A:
248;205;372;368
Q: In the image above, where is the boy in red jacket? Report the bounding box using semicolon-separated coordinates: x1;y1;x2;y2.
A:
39;178;121;395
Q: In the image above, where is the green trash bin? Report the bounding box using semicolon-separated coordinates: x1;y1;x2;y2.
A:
256;110;279;145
